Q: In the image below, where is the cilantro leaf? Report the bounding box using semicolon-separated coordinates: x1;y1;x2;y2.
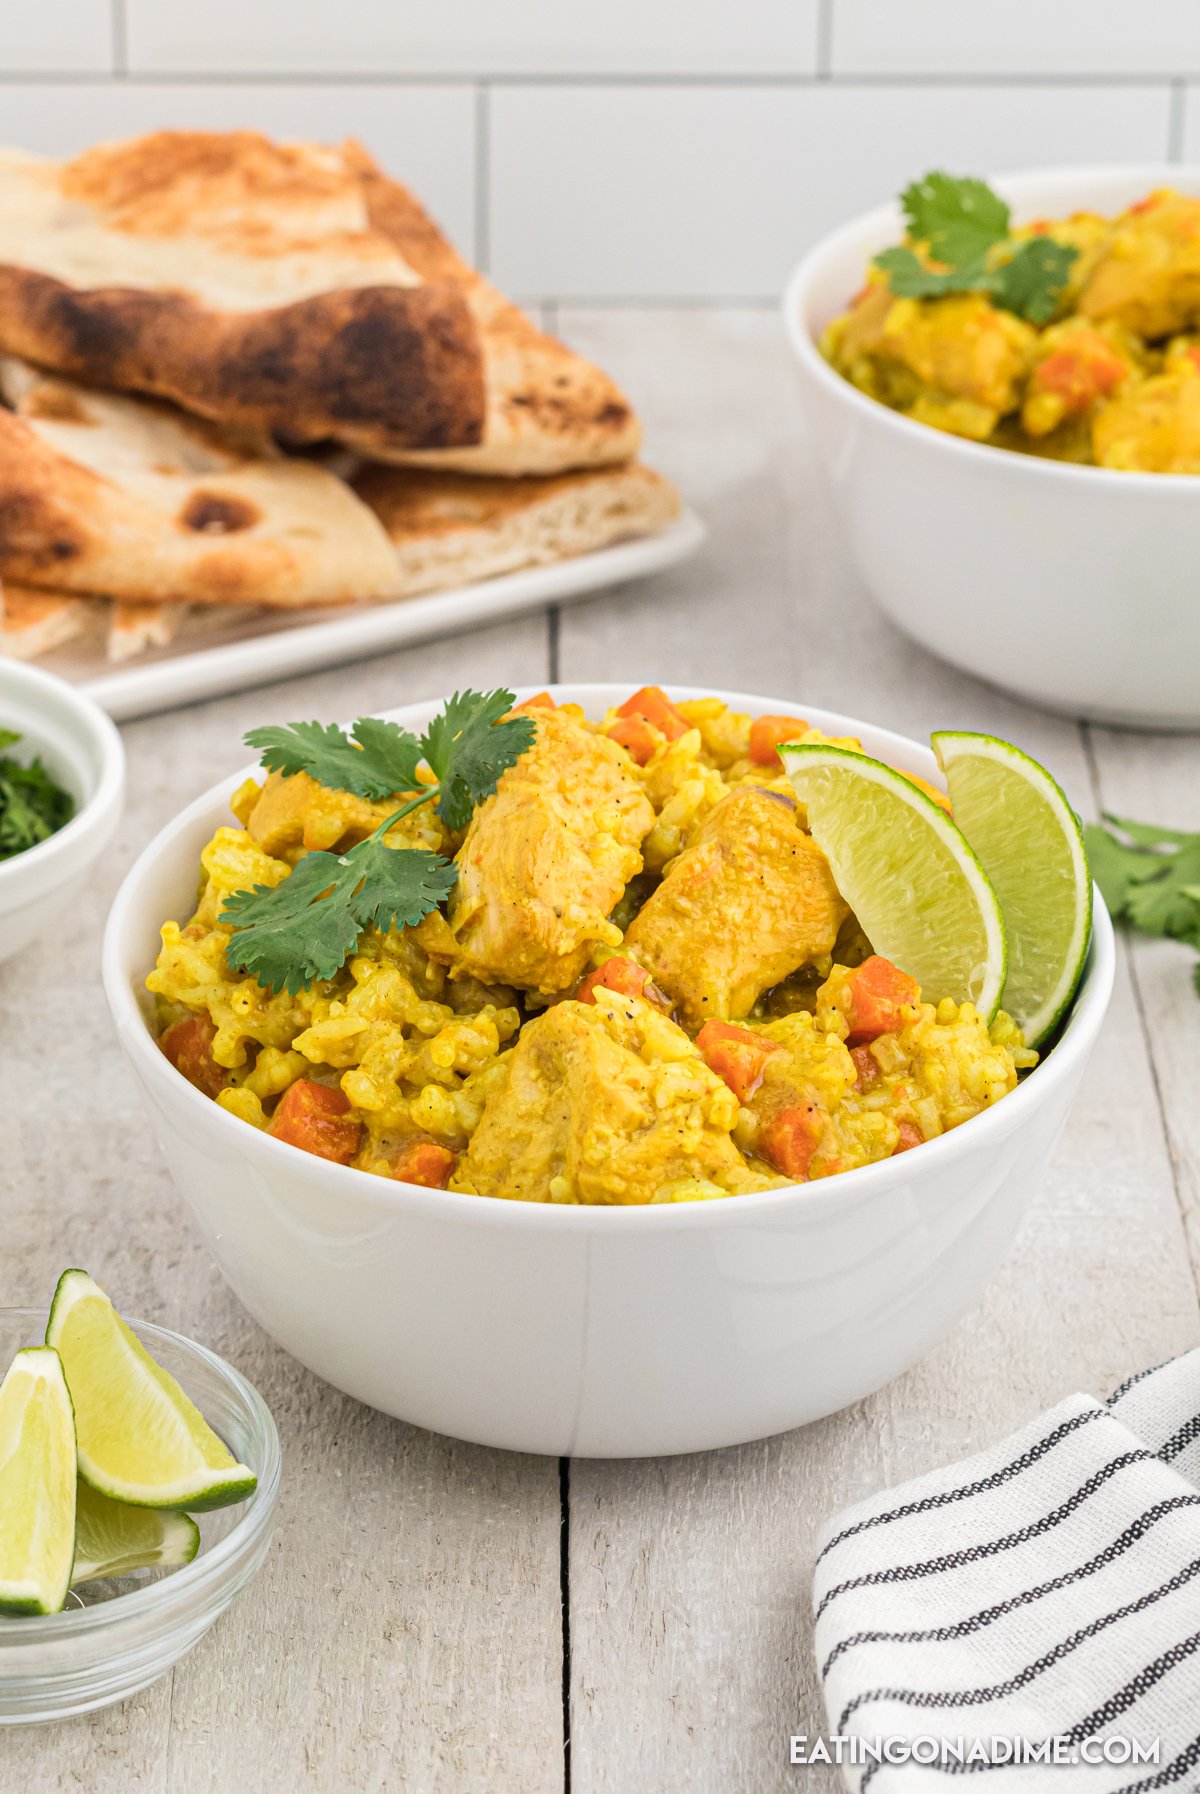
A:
1083;815;1200;998
420;689;535;829
221;837;457;994
227;688;539;991
220;851;369;994
990;238;1078;326
873;170;1077;324
0;736;74;861
245;718;424;802
872;245;992;301
900;172;1010;266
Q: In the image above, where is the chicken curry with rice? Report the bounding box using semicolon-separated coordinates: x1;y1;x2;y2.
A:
149;687;1035;1205
823;177;1200;473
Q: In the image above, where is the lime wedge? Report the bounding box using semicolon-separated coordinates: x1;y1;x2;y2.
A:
933;731;1092;1047
0;1347;76;1615
72;1480;200;1586
780;742;1007;1018
46;1271;256;1512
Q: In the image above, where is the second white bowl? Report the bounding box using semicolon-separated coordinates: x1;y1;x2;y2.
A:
102;686;1114;1457
785;164;1200;731
0;661;124;965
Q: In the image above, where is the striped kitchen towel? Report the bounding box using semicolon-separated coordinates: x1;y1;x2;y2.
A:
813;1351;1200;1792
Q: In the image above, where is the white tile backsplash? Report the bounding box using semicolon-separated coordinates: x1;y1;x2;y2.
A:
833;0;1200;76
489;83;1173;302
0;82;477;258
0;5;1187;304
0;0;113;73
125;0;819;77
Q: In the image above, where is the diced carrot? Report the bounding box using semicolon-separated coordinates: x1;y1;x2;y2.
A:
850;1044;880;1091
513;691;555;713
893;1120;924;1155
1129;193;1163;216
615;685;690;742
1033;338;1126;411
696;1019;782;1103
577;957;651;1003
160;1016;228;1098
392;1140;457;1188
760;1104;822;1181
269;1079;362;1166
845;956;920;1047
606;714;659;766
749;714;808;766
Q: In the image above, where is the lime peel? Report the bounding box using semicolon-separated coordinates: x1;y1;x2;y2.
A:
933;731;1092;1047
0;1345;77;1616
780;741;1008;1020
46;1270;256;1513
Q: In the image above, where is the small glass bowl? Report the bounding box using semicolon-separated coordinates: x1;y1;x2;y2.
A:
0;1308;281;1724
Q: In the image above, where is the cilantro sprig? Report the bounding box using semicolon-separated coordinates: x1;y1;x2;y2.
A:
873;172;1078;326
0;728;74;860
1084;815;1200;995
222;690;535;994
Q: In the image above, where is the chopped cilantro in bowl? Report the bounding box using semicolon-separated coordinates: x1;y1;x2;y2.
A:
0;727;75;861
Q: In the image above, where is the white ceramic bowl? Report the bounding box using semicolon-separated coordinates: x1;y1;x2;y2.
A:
0;661;124;964
102;686;1114;1458
785;165;1200;731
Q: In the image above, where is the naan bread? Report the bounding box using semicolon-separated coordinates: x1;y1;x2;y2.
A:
0;360;402;606
352;148;642;475
0;131;639;473
108;599;189;662
353;460;680;595
0;584;92;659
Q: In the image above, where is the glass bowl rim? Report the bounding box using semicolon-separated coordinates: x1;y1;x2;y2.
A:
0;1305;282;1646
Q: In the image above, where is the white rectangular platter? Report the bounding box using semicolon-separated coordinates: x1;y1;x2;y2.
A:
30;510;704;722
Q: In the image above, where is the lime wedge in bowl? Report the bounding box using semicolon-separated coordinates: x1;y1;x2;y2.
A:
46;1270;256;1512
71;1480;201;1587
0;1346;77;1616
933;732;1092;1047
780;741;1008;1019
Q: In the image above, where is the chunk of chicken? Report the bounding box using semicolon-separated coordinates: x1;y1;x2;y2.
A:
1078;191;1200;339
623;785;847;1030
825;286;1034;442
452;988;748;1204
244;768;441;857
1092;350;1200;472
450;708;654;995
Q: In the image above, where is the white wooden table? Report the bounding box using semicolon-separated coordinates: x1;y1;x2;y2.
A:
5;311;1198;1794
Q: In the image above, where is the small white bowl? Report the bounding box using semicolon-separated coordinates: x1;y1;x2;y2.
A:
785;164;1200;731
0;661;124;963
102;686;1114;1459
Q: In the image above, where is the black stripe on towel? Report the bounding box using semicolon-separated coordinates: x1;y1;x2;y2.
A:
1110;1729;1200;1794
836;1556;1200;1732
815;1449;1153;1622
1108;1360;1174;1407
858;1626;1200;1789
816;1408;1105;1567
1159;1410;1200;1464
822;1494;1200;1677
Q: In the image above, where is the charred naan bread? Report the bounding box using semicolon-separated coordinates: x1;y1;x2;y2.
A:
354;149;642;475
353;460;679;595
0;359;401;606
0;131;640;474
